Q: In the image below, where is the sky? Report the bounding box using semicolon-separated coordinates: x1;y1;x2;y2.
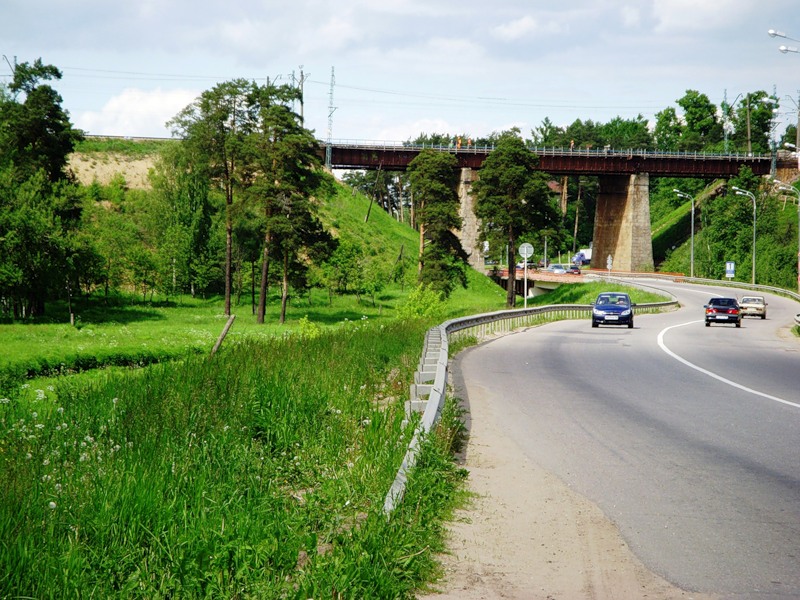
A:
3;1;800;145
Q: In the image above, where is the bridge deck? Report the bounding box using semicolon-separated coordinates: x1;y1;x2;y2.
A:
324;142;777;177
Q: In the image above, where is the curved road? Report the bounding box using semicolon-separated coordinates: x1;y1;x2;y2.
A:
457;280;800;598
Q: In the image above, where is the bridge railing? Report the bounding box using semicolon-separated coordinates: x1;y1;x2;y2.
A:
326;139;773;163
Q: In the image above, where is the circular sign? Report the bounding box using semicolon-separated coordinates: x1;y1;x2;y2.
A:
519;243;534;259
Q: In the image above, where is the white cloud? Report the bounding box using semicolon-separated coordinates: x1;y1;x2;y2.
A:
490;15;566;41
75;88;198;138
492;16;540;41
619;6;641;28
652;0;745;32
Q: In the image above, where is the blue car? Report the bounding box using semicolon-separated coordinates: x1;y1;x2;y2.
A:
591;292;635;328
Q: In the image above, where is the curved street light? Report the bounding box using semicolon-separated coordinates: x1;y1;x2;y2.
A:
731;186;757;284
768;29;800;42
769;29;800;54
673;189;695;278
773;180;800;294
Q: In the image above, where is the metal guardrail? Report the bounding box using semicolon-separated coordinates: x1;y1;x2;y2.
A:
383;276;800;515
598;272;800;304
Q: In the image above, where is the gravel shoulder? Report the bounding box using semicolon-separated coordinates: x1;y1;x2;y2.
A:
417;346;718;600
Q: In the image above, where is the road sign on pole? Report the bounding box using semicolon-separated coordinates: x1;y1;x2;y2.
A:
606;254;613;272
519;243;533;308
725;261;735;279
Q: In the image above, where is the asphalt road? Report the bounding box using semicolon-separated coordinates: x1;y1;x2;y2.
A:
457;280;800;598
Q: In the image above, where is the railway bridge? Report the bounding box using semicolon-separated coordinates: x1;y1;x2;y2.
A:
322;141;790;272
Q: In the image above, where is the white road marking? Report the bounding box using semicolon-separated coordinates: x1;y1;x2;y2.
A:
657;321;800;409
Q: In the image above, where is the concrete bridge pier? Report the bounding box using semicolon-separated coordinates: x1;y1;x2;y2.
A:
592;174;654;272
457;168;484;270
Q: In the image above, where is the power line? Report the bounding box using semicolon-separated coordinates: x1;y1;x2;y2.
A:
50;64;665;115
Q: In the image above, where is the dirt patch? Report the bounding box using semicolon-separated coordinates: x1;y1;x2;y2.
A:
68;153;155;190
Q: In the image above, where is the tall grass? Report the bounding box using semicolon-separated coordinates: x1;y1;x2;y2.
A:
0;318;466;598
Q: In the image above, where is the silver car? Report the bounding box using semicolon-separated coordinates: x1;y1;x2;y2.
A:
739;296;767;319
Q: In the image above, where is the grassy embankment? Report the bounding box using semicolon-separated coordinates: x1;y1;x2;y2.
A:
1;318;475;597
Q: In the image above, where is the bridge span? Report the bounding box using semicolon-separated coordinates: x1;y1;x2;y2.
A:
324;142;775;177
322;141;791;273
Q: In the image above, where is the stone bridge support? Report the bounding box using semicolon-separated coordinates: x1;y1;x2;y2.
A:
457;168;484;269
592;174;654;272
455;169;655;274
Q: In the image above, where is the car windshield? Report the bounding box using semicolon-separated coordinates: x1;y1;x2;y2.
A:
741;297;762;304
597;295;628;306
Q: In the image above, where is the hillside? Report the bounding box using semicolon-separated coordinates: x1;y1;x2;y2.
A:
69;152;155;189
67;140;507;316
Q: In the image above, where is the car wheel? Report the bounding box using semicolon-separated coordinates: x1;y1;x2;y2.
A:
705;321;710;327
627;320;634;329
761;314;766;320
592;320;598;328
735;320;741;328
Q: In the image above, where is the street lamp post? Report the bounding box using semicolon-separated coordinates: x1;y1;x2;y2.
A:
732;186;757;284
673;189;695;278
773;180;800;294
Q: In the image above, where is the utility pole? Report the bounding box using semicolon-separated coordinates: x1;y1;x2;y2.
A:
746;94;752;155
794;90;800;151
294;66;309;125
326;67;336;169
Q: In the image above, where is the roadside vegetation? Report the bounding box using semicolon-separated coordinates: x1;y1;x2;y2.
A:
0;318;472;598
525;280;668;306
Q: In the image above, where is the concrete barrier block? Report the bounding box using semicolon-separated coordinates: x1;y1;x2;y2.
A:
407;399;427;414
415;370;435;384
410;383;432;401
